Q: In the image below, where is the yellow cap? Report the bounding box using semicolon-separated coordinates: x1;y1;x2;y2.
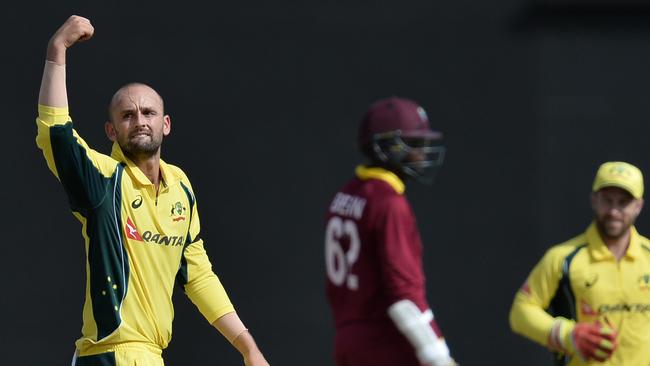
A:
592;161;644;199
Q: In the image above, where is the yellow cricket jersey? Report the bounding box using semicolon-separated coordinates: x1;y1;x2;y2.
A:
510;223;650;366
35;105;235;356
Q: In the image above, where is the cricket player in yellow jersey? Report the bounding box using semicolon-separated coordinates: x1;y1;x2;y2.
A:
35;16;270;366
510;161;650;366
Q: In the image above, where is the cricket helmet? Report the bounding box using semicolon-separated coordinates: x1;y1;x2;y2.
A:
358;96;445;184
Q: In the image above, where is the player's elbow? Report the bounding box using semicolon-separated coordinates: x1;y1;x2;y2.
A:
508;299;524;335
508;299;538;341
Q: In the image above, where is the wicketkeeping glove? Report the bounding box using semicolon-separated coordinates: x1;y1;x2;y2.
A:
569;322;617;362
549;318;618;362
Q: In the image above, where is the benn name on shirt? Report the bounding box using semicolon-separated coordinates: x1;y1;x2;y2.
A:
329;192;367;220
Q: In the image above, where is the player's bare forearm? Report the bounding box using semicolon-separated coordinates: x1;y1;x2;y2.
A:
212;312;270;366
233;331;270;366
39;61;67;108
39;15;94;108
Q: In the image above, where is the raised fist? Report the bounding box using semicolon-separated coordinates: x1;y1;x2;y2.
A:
46;15;94;63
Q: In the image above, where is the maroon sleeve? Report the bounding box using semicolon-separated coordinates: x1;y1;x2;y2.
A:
377;196;443;337
377;196;426;305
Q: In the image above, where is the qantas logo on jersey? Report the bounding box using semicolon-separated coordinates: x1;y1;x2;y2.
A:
329;193;367;219
125;217;143;241
580;300;597;316
597;303;650;314
124;217;184;247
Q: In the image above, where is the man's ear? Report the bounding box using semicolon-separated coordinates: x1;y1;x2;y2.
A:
163;115;171;136
105;121;117;142
590;192;598;211
635;198;644;215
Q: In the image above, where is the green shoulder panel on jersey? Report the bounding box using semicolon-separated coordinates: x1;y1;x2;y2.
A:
175;180;196;288
638;233;650;253
642;243;650;253
547;241;588;366
548;242;588;320
74;351;116;366
85;164;130;340
37;111;130;342
48;121;117;210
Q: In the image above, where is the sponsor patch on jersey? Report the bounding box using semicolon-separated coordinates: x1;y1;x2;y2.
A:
140;231;184;246
125;217;143;241
125;217;184;246
580;299;598;316
598;303;650;314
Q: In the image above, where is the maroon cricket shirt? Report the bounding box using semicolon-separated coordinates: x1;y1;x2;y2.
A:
325;166;442;361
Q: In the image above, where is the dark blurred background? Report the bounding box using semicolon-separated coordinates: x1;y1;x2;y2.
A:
4;0;650;364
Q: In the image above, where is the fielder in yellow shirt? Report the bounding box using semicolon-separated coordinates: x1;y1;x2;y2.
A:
36;16;270;366
510;161;650;366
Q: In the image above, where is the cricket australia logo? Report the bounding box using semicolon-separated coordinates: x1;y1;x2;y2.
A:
639;274;650;290
609;165;631;179
171;201;187;222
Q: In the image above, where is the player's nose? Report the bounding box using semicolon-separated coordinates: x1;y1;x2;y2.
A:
607;206;623;217
133;111;146;126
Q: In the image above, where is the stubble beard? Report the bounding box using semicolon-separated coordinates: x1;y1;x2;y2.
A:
121;134;163;159
595;216;630;240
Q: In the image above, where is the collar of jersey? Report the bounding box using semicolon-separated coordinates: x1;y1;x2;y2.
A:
111;142;179;189
355;165;405;194
586;221;642;261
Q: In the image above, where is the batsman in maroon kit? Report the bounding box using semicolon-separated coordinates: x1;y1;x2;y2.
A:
325;97;457;366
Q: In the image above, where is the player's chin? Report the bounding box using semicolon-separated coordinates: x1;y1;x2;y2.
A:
604;221;627;238
127;141;160;155
129;135;152;144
